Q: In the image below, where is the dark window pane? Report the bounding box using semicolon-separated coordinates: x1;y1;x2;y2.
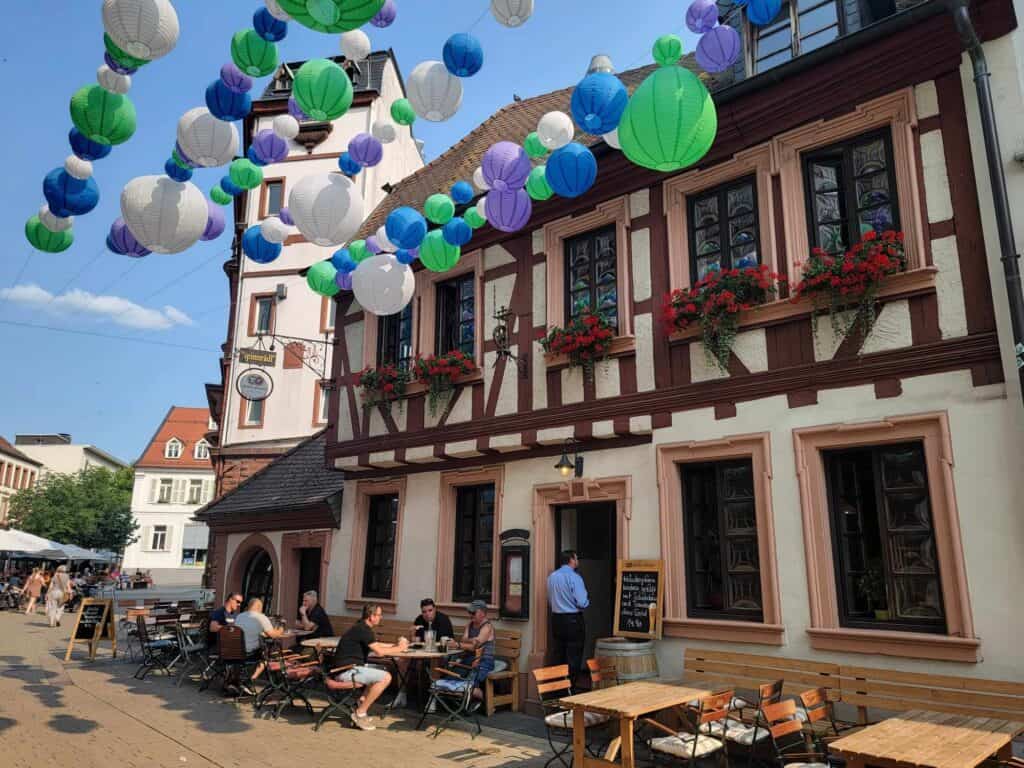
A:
436;273;475;356
452;484;495;603
687;177;760;283
362;495;398;599
266;181;283;215
693;196;719;226
798;2;838;36
377;302;413;369
852;139;888;176
564;225;617;330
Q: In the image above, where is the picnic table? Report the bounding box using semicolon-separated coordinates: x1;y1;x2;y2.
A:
829;709;1024;768
560;681;711;768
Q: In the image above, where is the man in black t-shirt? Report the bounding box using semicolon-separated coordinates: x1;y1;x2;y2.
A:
411;598;454;643
207;592;242;647
295;590;334;639
333;603;408;731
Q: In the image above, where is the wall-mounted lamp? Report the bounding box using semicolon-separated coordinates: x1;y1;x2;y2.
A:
554;439;584;478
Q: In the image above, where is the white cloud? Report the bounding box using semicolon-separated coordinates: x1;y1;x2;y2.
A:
0;284;195;331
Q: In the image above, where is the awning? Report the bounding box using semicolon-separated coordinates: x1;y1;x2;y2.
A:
0;529;69;559
182;524;209;549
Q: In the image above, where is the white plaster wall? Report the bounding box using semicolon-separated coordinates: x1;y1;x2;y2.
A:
16;445;125;476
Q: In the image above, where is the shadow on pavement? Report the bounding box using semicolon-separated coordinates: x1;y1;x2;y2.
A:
49;713;100;734
0;716;16;732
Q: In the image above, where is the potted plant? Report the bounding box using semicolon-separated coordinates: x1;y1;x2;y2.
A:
857;567;890;621
541;312;616;380
413;350;479;416
357;364;410;418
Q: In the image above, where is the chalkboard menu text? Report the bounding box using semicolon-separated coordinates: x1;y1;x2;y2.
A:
613;559;664;640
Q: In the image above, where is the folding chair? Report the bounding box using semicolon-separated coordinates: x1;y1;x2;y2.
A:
416;650;484;739
533;664;609;768
133;615;178;680
586;657;618;689
641;689;732;765
731;678;784;723
200;625;255;699
761;699;829;767
314;664;366;732
255;638;320;720
173;616;209;688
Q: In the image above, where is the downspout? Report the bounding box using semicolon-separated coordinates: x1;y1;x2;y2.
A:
947;0;1024;403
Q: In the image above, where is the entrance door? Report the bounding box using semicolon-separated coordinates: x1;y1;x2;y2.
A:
298;547;321;606
554;502;617;663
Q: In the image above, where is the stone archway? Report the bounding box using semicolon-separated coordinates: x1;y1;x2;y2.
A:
226;533;280;614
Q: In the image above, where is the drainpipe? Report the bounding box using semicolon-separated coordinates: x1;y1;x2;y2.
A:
947;0;1024;404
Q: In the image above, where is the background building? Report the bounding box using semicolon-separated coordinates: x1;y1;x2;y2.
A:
14;433;127;478
0;437;42;526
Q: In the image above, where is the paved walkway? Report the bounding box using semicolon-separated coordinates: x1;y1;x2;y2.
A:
0;611;549;768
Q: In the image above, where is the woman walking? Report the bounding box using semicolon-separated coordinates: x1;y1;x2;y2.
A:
46;565;72;628
23;568;44;615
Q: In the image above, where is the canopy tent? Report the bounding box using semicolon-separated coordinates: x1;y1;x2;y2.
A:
0;529;116;562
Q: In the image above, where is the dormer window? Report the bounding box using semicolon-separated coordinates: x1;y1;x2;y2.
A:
194;440;210;461
164;438;183;460
751;0;841;74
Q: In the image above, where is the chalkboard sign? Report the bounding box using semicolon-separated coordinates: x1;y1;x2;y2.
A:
75;601;106;640
65;598;116;661
613;559;664;640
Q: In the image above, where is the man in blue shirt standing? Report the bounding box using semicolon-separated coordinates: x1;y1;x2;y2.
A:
547;550;589;683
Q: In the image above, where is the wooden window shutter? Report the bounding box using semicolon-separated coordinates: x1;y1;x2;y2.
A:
148;478;157;503
202;479;214;504
141;525;152;552
283;341;305;369
171;479;186;504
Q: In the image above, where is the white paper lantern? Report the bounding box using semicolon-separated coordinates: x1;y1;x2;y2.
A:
64;155;93;180
472;166;490;191
537;111;575;150
287;173;365;247
102;0;180;62
475;197;488;220
265;0;291;21
97;64;131;95
177;107;239;168
38;205;73;233
120;175;208;254
340;29;371;62
372;120;397;144
375;225;397;253
407;60;463;122
491;0;534;27
273;114;300;141
352;254;415;316
260;217;291;244
603;128;621;150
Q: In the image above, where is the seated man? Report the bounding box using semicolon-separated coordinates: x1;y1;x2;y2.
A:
333;603;408;731
207;592;241;647
454;599;496;704
295;590;334;639
233;597;284;683
411;598;454;644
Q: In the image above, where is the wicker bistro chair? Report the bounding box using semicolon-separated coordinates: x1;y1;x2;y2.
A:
586;657;619;690
254;638;321;720
761;700;830;767
641;690;733;766
416;649;485;739
314;664;366;732
533;664;610;768
133;615;178;680
173;616;209;688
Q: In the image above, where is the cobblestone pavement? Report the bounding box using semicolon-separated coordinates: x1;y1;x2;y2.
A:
0;611;549;768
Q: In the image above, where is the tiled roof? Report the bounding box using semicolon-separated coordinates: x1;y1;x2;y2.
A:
0;437;42;466
135;407;213;470
194;430;343;520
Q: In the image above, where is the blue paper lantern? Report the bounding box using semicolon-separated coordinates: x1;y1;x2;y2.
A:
385;206;428;250
69;128;112;161
247;146;268;167
451;180;474;205
746;0;782;26
443;33;484;78
164;158;193;182
242;225;282;264
395;248;418;265
220;175;245;197
338;151;362;176
571;72;628;135
442;217;473;247
205;79;252;122
545;142;597;199
253;7;288;42
331;248;358;274
43;168;99;217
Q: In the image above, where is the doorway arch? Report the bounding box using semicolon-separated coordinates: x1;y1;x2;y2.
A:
242;549;274;609
227;533;280;613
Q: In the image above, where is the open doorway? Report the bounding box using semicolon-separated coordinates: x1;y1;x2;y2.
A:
297;547;321;609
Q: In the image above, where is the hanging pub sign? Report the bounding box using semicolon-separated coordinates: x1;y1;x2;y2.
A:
238;347;277;367
613;559;664;640
236;368;274;402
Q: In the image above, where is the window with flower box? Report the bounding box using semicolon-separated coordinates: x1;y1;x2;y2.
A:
436;273;476;357
377;303;413;369
687;176;760;285
565;225;618;332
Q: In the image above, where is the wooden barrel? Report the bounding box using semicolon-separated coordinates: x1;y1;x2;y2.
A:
594;637;659;682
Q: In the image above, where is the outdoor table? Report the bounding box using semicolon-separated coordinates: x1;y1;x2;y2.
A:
829;709;1024;768
559;681;712;768
374;645;463;711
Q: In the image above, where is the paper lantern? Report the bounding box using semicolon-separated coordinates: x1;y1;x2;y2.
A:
424;193;455;225
177;107;239;168
339;152;361;176
463;206;486;230
65;155;93;181
747;0;783;26
545;142;597;198
265;0;291;21
26;215;73;253
652;34;684;66
220;62;253;94
491;0;533;27
353;254;414;316
331;248;358;273
451;180;474;205
472;166;490;191
371;0;396;27
229;158;264;190
253;7;288;42
485;189;532;232
102;0;180;61
252;128;289;164
273;114;300;140
603;128;621;149
366;236;382;254
165;158;192;182
526;166;554;201
279;206;294;226
571;72;628;135
419;230;460;272
289;96;310;121
407;61;463;122
210;186;233;205
249;147;268;167
206;79;252;122
443;33;484;78
372;120;396;144
686;0;719;34
70;85;137;146
107;217;150;256
390;98;416;126
523;132;547;159
482;141;531;192
220;175;244;197
442;217;473;247
617;63;717;172
260;216;291;244
202;200;226;241
375;226;397;252
349;239;370;263
231;29;278;78
44;168;100;217
276;0;384;33
120;175;209;254
243;225;283;264
349;132;383;167
395;248;417;265
696;25;741;73
385;206;427;250
336;271;353;291
103;34;147;71
287;173;364;247
69;128;113;161
475;198;488;220
340;29;371;62
307;260;341;296
537;111;574;150
39;205;73;233
97;64;131;95
293;58;354;122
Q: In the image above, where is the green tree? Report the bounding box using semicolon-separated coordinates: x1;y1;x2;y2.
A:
8;466;137;552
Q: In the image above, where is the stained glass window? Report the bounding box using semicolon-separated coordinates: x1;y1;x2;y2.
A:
377;302;413;370
565;226;618;330
436;272;475;357
687;176;760;284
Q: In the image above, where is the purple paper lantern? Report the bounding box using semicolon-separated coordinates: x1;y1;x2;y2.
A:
348;132;384;168
484;188;532;233
371;0;397;27
288;96;310;122
335;271;354;291
104;52;136;76
366;235;382;254
108;218;151;257
696;25;741;73
220;62;254;94
252;129;289;164
201;200;226;242
279;206;294;226
686;0;720;34
482;141;531;193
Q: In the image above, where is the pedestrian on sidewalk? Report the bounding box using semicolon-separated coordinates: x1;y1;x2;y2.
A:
46;565;72;628
23;568;44;615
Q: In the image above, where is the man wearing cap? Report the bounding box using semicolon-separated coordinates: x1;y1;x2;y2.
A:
453;599;495;704
547;550;589;684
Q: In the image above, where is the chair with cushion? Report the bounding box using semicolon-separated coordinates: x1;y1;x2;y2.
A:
199;625;255;699
731;678;785;724
133;615;177;680
761;699;829;767
314;663;366;732
416;650;484;739
533;664;609;768
255;638;320;720
642;690;732;765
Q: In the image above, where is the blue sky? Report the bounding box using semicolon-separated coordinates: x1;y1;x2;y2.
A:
0;1;698;463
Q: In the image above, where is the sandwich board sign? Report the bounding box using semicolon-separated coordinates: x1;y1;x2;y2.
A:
64;598;117;661
613;559;664;640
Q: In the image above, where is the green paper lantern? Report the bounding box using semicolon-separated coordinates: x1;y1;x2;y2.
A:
424;194;455;225
526;166;554;201
463;207;486;230
210;186;233;206
652;34;684;67
307;260;341;296
617;65;717;173
419;230;461;272
349;239;370;263
229;158;264;190
69;85;137;146
524;132;548;159
390;98;416;126
277;0;384;33
104;34;149;70
292;58;354;122
25;215;73;253
231;29;278;78
171;149;190;169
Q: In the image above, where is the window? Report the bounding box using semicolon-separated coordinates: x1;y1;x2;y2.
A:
151;525;168;551
687;177;760;284
565;225;618;330
264;180;284;216
181;548;208;566
322;296;338;333
315;382;330;425
681;460;763;622
362;494;399;599
436;272;475;357
824;442;946;633
164;439;182;459
242;398;264;427
753;0;841;74
804;130;900;255
194;440;209;460
187;479;204;505
254;296;274;335
453;484;495;603
377;302;413;369
157;478;173;504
